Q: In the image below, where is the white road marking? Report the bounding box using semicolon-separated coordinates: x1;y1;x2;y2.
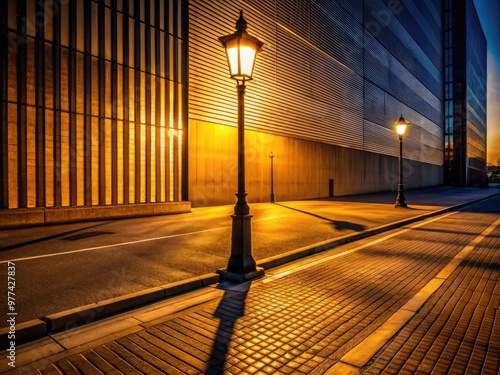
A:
0;227;230;264
0;213;298;264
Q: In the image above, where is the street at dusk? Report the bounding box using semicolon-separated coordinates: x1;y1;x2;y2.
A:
2;0;499;373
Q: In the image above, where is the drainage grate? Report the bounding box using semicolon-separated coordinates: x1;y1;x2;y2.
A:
62;231;115;241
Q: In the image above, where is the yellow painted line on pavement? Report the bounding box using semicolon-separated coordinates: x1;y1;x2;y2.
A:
325;216;500;375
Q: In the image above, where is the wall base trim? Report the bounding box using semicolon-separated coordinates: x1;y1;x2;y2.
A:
0;202;191;229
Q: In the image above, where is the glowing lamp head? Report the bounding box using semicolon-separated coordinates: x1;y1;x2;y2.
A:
219;10;264;82
394;114;409;137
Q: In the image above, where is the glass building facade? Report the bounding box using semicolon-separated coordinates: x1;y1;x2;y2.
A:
443;0;487;186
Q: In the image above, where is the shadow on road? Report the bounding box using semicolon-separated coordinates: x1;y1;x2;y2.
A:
0;222;112;251
276;203;366;231
206;281;250;375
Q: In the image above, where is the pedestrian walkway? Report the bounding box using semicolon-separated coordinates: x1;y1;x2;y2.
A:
1;186;499;374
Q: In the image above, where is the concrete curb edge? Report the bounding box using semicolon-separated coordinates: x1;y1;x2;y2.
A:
0;273;220;349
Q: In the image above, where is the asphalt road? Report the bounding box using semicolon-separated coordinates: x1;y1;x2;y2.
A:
0;186;498;325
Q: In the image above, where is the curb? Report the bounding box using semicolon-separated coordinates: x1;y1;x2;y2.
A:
1;192;497;348
0;273;219;349
257;197;480;270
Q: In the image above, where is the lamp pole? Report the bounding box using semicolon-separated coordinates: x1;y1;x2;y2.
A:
269;152;275;203
218;11;265;282
394;115;409;208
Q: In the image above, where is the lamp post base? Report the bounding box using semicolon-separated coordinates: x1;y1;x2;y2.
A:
218;267;265;283
218;214;265;282
394;184;408;208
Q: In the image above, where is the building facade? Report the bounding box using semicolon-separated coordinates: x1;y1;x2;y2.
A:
443;0;487;186
3;0;479;225
188;0;444;206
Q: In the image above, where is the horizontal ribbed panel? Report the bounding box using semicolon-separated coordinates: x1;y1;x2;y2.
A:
364;0;442;97
189;0;443;166
277;0;310;40
390;0;443;71
364;119;442;166
311;0;363;75
190;0;365;150
364;31;442;125
363;120;399;157
364;81;385;125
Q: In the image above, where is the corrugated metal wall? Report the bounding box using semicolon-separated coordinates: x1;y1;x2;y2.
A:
188;0;444;205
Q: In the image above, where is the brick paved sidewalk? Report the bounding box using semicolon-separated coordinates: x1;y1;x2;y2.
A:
6;197;499;375
361;221;500;375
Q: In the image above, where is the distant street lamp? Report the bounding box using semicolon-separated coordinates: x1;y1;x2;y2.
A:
269;152;275;203
218;10;265;282
394;114;409;208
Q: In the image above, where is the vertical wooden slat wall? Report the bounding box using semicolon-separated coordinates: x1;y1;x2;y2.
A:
0;1;8;209
188;0;444;205
1;0;187;210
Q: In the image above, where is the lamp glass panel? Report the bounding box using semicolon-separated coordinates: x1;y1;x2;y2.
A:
224;38;239;77
239;46;257;77
396;124;407;135
225;38;257;79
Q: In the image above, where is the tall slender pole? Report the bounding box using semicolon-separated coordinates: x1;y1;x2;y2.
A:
219;81;264;282
270;152;275;203
395;135;407;207
234;83;249;215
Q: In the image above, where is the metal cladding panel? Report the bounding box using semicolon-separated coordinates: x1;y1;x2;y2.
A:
190;0;443;163
388;0;443;72
190;0;364;149
310;0;363;75
362;90;443;166
364;81;385;125
333;0;363;22
364;0;441;97
364;118;442;166
363;120;399;158
277;0;311;40
364;31;442;126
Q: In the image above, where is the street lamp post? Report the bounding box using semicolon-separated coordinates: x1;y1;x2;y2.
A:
394;114;409;208
218;11;265;282
269;152;275;203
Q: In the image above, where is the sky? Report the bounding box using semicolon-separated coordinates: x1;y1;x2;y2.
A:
473;0;500;165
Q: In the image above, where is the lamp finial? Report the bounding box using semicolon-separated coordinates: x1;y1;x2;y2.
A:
236;10;247;31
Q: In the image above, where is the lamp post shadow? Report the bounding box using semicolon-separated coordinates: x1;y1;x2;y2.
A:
206;281;251;375
275;203;366;232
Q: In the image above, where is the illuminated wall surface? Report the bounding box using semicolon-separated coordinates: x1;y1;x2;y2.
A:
0;0;188;210
188;0;445;206
444;0;487;186
2;0;486;214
